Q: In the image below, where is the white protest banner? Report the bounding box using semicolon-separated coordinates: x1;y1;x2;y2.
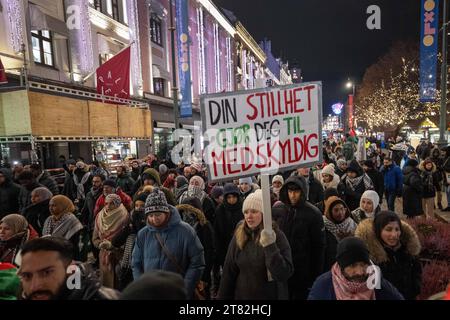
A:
201;82;323;183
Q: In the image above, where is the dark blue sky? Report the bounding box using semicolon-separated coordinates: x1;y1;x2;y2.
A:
214;0;420;115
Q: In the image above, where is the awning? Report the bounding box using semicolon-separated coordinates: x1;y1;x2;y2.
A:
152;64;171;80
29;4;69;39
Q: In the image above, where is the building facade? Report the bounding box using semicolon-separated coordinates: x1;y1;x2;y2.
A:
0;0;299;166
0;0;151;167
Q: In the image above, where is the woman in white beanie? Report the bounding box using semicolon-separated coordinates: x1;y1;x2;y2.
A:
271;175;284;202
218;189;293;300
351;190;381;224
320;163;340;190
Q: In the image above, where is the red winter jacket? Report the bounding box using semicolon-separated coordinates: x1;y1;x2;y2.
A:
93;189;132;217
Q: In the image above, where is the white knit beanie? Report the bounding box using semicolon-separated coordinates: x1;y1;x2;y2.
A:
189;175;205;190
272;175;284;185
360;190;380;211
242;189;263;213
321;163;335;176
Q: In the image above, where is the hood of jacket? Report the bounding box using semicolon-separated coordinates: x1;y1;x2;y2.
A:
176;204;207;226
419;160;437;173
355;218;421;263
324;196;351;222
402;164;419;177
279;175;307;207
146;205;181;231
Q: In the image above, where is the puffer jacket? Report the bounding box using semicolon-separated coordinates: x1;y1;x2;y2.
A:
131;205;205;298
355;219;422;300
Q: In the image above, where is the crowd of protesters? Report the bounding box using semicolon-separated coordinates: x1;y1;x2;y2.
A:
1;133;450;301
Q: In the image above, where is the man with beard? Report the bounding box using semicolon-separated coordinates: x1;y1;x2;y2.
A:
18;237;119;300
308;237;404;300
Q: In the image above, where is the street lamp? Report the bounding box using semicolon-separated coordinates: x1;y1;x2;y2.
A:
344;80;356;134
346;81;355;95
169;0;180;130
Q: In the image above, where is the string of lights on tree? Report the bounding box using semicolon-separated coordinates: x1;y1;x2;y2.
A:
355;57;440;130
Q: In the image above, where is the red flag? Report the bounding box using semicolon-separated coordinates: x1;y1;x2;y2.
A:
96;47;131;102
0;57;8;84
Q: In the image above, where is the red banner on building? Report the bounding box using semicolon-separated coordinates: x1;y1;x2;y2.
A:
0;57;8;84
96;47;131;102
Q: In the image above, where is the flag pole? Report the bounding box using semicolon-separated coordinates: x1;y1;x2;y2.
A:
82;40;135;84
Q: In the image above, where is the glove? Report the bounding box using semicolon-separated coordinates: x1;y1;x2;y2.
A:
259;229;276;247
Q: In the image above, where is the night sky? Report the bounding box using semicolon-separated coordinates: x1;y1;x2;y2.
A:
214;0;421;116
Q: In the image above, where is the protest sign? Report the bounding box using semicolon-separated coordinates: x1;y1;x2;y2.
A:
201;82;323;183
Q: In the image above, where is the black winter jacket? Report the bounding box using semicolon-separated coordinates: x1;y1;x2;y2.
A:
279;175;326;300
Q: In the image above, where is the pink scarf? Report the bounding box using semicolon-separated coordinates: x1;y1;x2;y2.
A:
331;262;376;300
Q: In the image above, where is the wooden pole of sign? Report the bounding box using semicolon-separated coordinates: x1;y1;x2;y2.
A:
260;174;273;232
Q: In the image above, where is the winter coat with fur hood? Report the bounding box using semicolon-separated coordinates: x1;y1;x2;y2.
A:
176;204;215;285
418;161;440;198
218;221;293;300
355;219;422;300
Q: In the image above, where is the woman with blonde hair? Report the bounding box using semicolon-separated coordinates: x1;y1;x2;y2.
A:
218;189;293;300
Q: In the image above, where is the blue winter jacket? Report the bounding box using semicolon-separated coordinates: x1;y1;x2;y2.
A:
131;205;205;297
307;271;404;300
381;164;403;193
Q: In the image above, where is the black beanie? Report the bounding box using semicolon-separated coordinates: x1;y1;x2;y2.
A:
324;187;339;201
120;271;187;300
336;237;370;269
180;196;202;211
103;179;117;189
373;211;402;245
363;160;375;169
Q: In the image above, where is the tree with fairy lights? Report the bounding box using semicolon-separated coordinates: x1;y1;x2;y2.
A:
355;41;440;134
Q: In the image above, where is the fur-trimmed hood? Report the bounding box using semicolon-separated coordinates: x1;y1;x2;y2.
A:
419;160;437;173
354;218;421;263
175;204;207;226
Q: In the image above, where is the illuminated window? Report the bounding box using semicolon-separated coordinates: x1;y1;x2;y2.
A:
153;78;165;96
31;30;54;67
150;15;162;46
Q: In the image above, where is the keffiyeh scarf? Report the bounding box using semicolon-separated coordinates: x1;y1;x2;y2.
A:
331;262;375;300
323;216;357;241
345;174;373;192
